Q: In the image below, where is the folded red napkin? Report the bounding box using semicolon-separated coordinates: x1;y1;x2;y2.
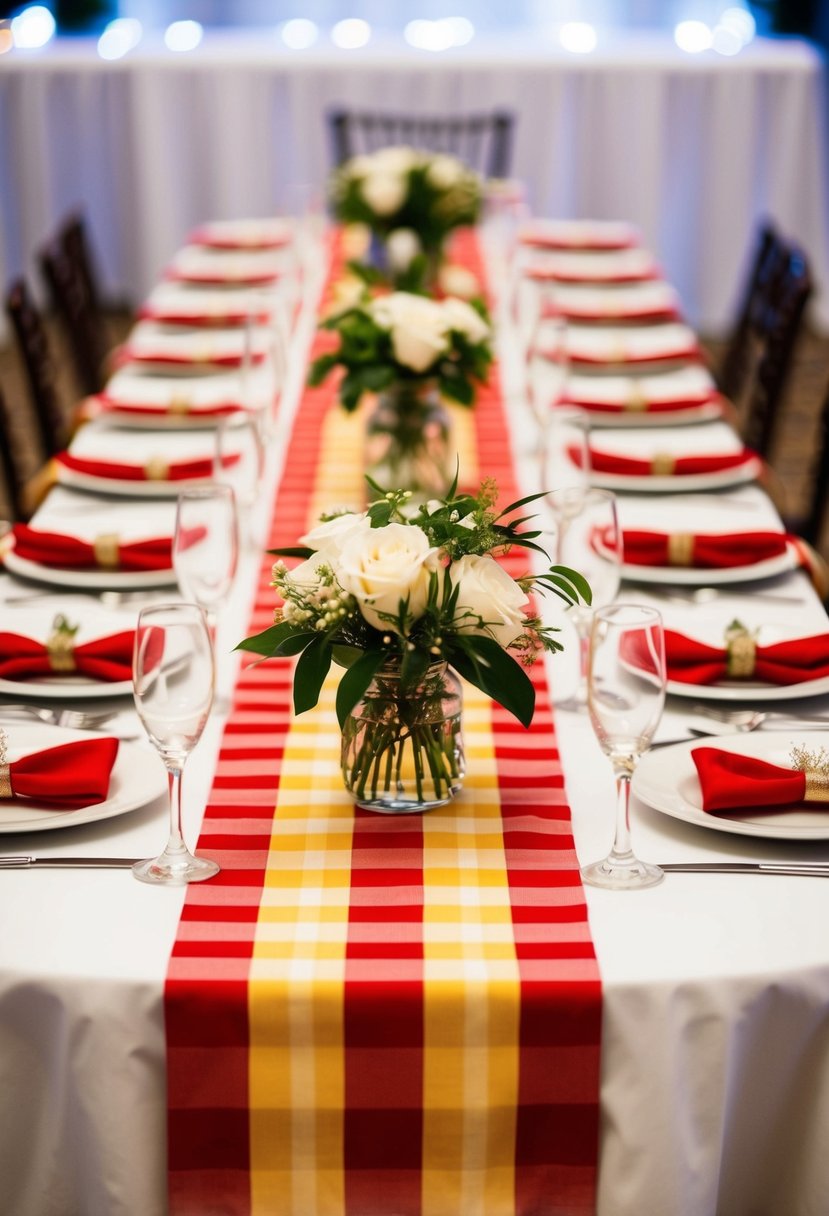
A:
56;451;239;483
562;394;719;415
568;443;757;477
665;629;829;685
96;393;242;419
692;747;826;813
618;529;789;568
137;306;271;327
1;737;119;808
117;346;267;369
0;630;135;682
12;524;174;571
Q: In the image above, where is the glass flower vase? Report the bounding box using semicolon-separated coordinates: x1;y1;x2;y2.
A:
341;662;465;813
364;380;454;500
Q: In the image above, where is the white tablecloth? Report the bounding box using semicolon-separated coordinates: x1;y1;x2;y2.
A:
1;33;828;333
1;242;829;1215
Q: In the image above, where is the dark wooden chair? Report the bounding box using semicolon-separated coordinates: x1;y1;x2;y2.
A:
718;221;790;405
39;217;112;396
741;242;812;461
0;385;28;522
786;376;829;550
328;107;515;178
5;278;70;459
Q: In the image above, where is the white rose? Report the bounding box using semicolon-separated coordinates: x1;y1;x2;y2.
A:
361;170;407;216
385;227;422;271
369;292;450;373
441;296;490;345
371;146;420;174
437;264;480;301
426;153;465;190
449;554;529;649
300;512;370;559
337;522;440;632
282;550;328;593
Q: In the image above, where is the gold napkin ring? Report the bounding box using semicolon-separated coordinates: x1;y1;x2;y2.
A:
0;765;10;800
169;394;191;415
726;634;756;678
94;533;120;569
625;381;647;412
651;452;675;476
667;532;694;566
46;626;76;673
145;456;169;481
804;771;829;802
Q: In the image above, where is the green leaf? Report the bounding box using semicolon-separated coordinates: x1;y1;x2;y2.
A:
276;631;318;657
269;545;314;559
497;490;549;519
335;649;387;729
293;635;333;715
235;622;299;656
450;636;535;727
539;566;592;605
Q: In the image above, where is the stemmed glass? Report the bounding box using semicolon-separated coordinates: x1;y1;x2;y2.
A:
132;603;219;885
526;313;571;474
173;484;239;708
581;604;666;890
214;411;265;549
547;486;622;710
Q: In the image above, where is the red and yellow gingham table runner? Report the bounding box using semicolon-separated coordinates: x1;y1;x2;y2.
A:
165;232;603;1216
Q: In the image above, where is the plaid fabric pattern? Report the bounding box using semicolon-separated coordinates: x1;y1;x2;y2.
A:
165;231;602;1216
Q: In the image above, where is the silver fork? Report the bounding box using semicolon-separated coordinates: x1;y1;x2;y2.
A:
689;704;829;732
0;704;120;730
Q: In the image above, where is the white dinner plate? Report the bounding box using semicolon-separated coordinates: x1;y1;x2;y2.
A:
574;401;724;429
667;671;829;702
590;455;763;493
0;724;164;833
633;733;829;840
56;466;213;499
4;549;177;591
0;607;137;700
620;543;799;586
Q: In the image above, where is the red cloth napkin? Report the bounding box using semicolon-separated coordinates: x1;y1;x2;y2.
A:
568;443;757;477
116;346;267;369
618;529;790;568
137;306;271;327
56;451;239;483
96;394;242;418
3;737;119;808
12;524;174;571
665;630;829;685
562;390;721;414
692;747;817;812
0;630;135;682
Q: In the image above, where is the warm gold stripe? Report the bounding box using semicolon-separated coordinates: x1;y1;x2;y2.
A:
93;533;120;569
726;634;756;678
0;764;10;799
667;532;694;566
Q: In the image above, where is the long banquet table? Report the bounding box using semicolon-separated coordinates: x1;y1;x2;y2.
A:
2;33;829;334
1;223;829;1216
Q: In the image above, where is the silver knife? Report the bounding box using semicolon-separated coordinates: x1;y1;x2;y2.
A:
659;862;829;876
0;855;142;869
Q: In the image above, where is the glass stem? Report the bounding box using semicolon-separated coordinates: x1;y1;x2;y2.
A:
165;761;188;857
609;771;635;865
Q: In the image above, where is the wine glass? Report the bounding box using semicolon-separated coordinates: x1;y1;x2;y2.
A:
547;486;622;710
174;483;239;708
214;411;265;549
581;604;666;890
132;603;219;886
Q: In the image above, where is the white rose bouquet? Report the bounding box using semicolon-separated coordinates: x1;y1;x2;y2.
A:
308;291;492;412
239;477;589;810
330;146;482;289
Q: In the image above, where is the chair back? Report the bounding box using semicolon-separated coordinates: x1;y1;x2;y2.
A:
798;377;829;549
328;107;514;178
0;385;27;522
741;243;812;460
718;221;790;404
5;278;68;459
39;225;110;396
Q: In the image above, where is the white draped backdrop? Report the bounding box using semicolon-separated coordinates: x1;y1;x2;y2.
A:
1;33;828;334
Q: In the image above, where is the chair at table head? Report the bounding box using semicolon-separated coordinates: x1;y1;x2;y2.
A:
4;277;70;460
327;106;515;178
0;385;28;522
38;213;112;397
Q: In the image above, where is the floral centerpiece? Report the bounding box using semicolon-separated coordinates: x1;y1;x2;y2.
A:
239;477;589;813
309;290;493;496
330;146;482;290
